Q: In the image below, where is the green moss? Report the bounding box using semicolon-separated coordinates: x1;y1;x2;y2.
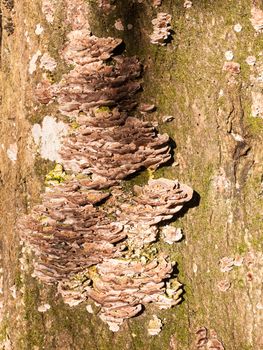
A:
21;276;45;349
70;121;80;129
14;270;23;290
250;234;263;250
95;106;111;113
236;242;249;254
153;165;177;180
45;163;68;185
121;169;150;193
247;116;263;134
240;344;253;350
0;319;8;343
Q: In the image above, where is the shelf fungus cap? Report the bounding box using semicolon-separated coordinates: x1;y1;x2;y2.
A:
57;275;91;307
86;255;176;330
152;0;162;7
148;315;162;336
150;13;172;46
131;178;193;224
162;226;183;244
250;5;263;33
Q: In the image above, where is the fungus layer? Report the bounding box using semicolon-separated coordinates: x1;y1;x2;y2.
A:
45;29;141;116
37;22;171;180
20;178;192;329
89;255;181;332
60;114;171;179
150;13;172;46
19;181;125;284
20;0;194;331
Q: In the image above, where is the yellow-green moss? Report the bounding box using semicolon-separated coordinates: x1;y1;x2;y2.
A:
45;163;68;185
247;116;263;134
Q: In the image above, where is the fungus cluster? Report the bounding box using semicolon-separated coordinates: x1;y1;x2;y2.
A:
150;13;172;46
60;114;171;179
21;0;194;331
97;0;115;13
152;0;162;7
250;5;263;33
20;177;192;329
89;255;182;332
129;179;193;225
42;27;141;116
116;178;193;252
19;180;125;284
42;0;57;24
37;21;171;180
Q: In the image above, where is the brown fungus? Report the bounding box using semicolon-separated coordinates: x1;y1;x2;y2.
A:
60;116;171;179
87;254;181;331
54;57;142;118
250;5;263;33
152;0;162;7
114;179;193;253
127;178;193;225
61;30;122;66
19;0;195;332
19;180;126;284
150;13;172;46
20;177;192;328
35;80;54;104
35;11;171;182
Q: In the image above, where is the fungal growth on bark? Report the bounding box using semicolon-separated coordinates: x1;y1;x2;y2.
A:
19;0;194;331
37;15;171;179
152;0;162;7
60;114;171;179
97;0;115;13
250;4;263;32
20;177;192;329
91;256;182;332
150;13;172;46
40;28;141;116
19;180;125;284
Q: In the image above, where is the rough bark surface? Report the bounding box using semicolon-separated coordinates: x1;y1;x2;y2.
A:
0;0;262;349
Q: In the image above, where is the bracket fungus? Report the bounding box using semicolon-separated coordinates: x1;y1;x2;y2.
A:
20;0;194;332
88;255;180;332
152;0;162;7
19;180;126;284
129;178;193;225
148;315;163;336
250;5;263;33
150;13;172;46
98;0;115;13
60;115;171;179
20;177;192;329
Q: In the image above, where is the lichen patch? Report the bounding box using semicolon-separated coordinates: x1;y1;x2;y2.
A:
28;50;41;75
32;116;68;162
7;143;18;163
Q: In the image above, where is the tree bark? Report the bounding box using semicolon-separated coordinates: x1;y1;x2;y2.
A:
0;0;262;349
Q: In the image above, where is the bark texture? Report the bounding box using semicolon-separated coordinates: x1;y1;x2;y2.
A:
0;0;262;349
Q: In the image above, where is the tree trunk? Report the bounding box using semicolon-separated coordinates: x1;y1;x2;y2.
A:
0;0;262;349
